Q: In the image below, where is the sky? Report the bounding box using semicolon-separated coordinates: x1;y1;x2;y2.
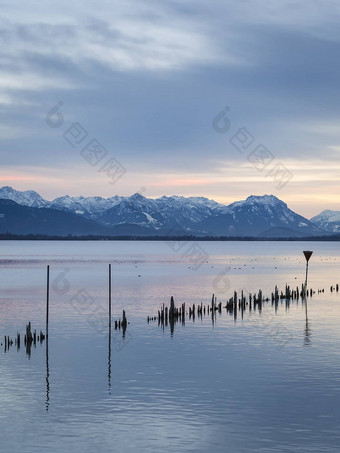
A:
0;0;340;218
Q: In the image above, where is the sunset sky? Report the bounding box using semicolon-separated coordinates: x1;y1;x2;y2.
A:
1;0;340;218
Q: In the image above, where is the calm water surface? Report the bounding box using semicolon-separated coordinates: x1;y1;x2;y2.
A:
0;241;340;452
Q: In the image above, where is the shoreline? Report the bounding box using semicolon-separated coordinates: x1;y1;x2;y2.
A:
0;234;340;242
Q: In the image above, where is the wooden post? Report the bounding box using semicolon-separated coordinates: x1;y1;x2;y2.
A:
45;265;50;407
122;310;127;337
109;264;112;330
46;265;49;339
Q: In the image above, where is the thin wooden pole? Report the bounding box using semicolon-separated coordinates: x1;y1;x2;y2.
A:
305;261;309;288
109;264;112;329
46;264;50;410
46;265;49;338
108;264;112;394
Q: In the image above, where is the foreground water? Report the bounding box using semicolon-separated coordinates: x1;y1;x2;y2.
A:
0;240;340;452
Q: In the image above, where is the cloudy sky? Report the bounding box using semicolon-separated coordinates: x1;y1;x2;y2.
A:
1;0;340;217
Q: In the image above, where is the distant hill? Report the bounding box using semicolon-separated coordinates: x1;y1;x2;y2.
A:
0;199;112;236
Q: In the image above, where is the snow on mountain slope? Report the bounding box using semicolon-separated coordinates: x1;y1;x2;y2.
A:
97;194;230;232
98;193;165;229
0;186;329;237
0;186;47;208
0;187;228;227
152;195;228;229
230;194;282;208
97;193;323;236
48;195;123;219
310;210;340;233
0;187;124;219
196;195;322;237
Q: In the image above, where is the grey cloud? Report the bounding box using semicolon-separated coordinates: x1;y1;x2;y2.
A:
0;0;340;177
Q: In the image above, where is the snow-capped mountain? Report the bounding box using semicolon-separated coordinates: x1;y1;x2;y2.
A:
47;192;228;228
0;186;328;237
195;195;321;237
154;196;227;230
49;195;123;219
0;187;124;219
98;193;236;234
0;186;47;208
98;193;165;230
310;210;340;233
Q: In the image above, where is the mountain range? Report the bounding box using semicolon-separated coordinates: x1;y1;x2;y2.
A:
0;186;338;238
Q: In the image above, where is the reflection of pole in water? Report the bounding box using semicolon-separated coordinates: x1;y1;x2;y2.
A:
46;337;50;411
304;299;311;346
109;264;112;331
169;315;175;336
108;325;111;395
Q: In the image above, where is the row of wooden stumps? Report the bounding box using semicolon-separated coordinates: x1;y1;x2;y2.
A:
148;282;340;330
24;322;46;357
2;322;46;356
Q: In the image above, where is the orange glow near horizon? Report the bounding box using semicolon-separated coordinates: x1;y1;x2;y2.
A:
1;161;340;219
0;175;39;181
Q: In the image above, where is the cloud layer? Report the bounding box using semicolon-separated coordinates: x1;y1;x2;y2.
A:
1;0;340;217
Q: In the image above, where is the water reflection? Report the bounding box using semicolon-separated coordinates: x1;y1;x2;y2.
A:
304;299;312;346
2;324;46;356
1;240;339;453
46;338;50;411
150;289;313;343
108;326;111;395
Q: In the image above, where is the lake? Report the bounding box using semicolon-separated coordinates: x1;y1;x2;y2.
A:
0;240;340;452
